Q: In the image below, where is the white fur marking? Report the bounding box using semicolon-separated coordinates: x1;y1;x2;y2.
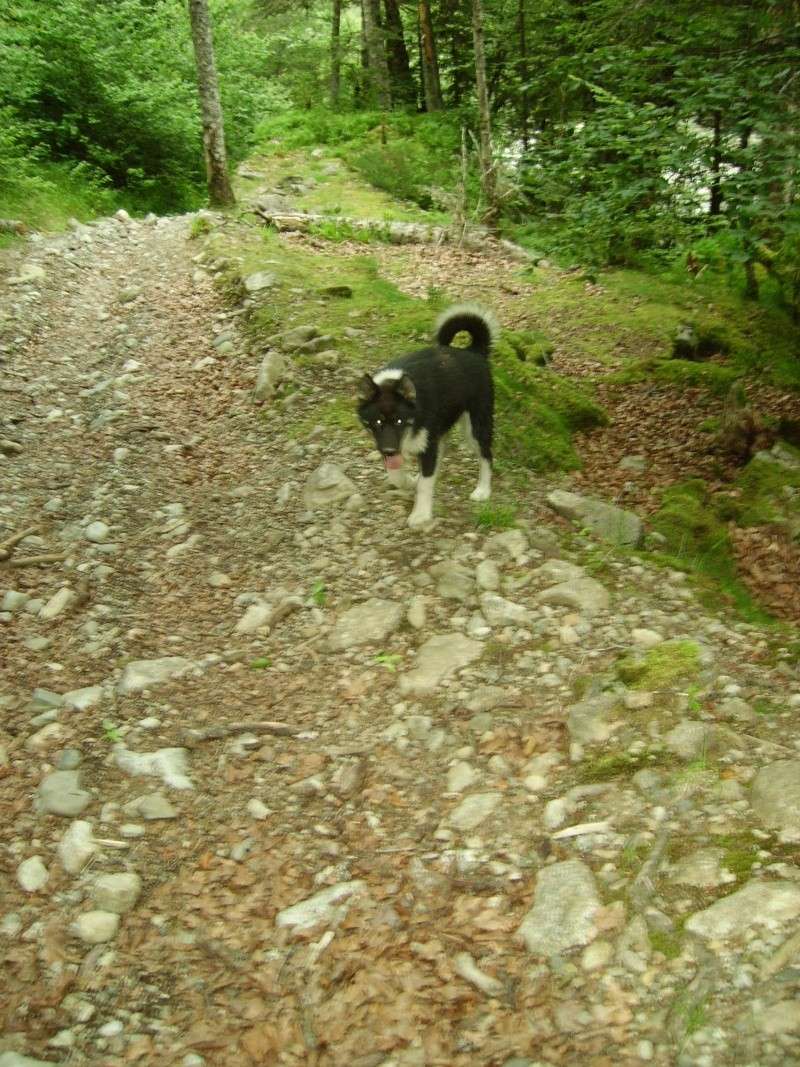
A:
470;458;492;501
408;475;436;526
372;368;403;385
402;426;429;457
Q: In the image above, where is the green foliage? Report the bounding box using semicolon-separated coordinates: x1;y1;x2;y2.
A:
492;334;608;471
473;502;517;530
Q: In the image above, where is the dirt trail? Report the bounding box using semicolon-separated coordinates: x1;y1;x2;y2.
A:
1;206;800;1067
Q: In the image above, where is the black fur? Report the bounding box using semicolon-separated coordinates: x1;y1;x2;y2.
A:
357;305;497;526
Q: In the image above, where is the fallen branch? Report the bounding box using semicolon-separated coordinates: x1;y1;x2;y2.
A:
181;720;300;745
0;526;39;561
8;552;68;568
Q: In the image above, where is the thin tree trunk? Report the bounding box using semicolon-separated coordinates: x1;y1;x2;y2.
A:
330;0;342;107
418;0;443;112
383;0;415;104
517;0;530;151
471;0;498;228
709;109;723;216
362;0;391;108
187;0;235;207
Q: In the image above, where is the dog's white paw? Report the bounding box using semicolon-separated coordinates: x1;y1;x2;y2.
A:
407;509;433;528
470;486;491;501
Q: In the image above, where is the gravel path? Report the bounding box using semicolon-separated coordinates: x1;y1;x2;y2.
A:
1;209;800;1067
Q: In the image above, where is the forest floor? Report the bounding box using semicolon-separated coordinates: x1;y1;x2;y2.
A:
1;151;800;1067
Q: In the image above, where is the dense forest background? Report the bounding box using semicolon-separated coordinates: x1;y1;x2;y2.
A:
1;0;799;315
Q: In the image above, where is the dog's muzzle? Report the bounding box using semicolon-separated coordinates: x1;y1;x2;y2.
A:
382;451;404;470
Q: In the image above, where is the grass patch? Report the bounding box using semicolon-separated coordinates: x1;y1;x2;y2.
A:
576;750;664;783
649;928;683;960
473;502;517;529
711;832;762;882
617;639;701;690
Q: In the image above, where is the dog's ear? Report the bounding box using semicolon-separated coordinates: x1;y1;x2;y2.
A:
396;374;416;403
357;373;378;401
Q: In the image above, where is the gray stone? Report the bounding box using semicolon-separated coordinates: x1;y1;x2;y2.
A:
131;792;178;820
672;847;734;889
58;821;97;873
117;656;192;694
328;598;403;650
685;880;800;940
277;324;318;351
253;350;287;401
2;590;29;612
547;489;643;547
447;791;501;831
63;686;103;711
243;271;278;293
717;696;757;724
479;592;531;627
567;693;621;744
302;463;357;509
113;745;193;789
465;685;515;713
518;859;601;955
446;761;480;793
533;560;585;584
538;577;610;615
85;521;110;543
0;1054;67;1067
71;910;120;944
664;720;719;760
475;559;500;590
275;880;366;932
484;529;528;559
39;587;76;620
399;634;483;696
429;560;474;601
91;872;142;914
751;761;800;832
31;687;64;709
37;771;91;817
758;1000;800;1036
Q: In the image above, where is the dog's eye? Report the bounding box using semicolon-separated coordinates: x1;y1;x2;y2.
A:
375;418;383;427
395;417;404;425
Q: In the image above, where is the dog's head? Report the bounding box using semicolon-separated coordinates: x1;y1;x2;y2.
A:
357;373;416;469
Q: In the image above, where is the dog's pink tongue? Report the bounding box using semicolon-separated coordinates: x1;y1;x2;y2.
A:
384;454;404;471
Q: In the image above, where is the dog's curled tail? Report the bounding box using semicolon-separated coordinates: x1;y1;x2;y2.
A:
435;304;498;357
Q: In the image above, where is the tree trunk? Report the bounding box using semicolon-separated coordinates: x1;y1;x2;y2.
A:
330;0;342;107
471;0;498;228
383;0;415;104
517;0;530;151
709;109;723;216
418;0;443;112
362;0;391;109
187;0;235;208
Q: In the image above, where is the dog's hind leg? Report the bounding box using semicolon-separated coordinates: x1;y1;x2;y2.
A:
408;441;440;527
461;412;493;502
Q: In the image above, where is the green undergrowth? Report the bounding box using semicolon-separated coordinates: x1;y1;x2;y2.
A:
617;640;701;690
647;480;774;623
0;160;119;241
493;330;608;470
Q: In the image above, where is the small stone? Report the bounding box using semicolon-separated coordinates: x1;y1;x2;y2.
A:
208;571;232;588
253;350;287;401
302;463;357;509
429;561;474;601
581;939;613;971
758;1000;800;1036
17;856;49;892
72;910;120;944
91;872;142;914
538;577;610;615
672;847;733;889
247;798;271;820
85;521;110;543
447;792;501;831
399;633;483;696
244;271;278;292
2;590;29;612
56;749;82;770
328;598;403;650
132;792;178;820
664;720;719;760
117;656;192;694
447;761;479;793
751;760;800;832
518;859;600;956
37;770;91;817
631;628;663;648
406;595;427;630
39;586;76;620
475;559;500;590
58;821;97;873
63;686;103;710
479;592;531;627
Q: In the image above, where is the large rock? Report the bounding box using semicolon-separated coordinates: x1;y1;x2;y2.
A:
547;490;643;547
429;561;474;601
567;693;622;744
538;577;610;615
117;656;192;695
751;760;800;833
328;598;403;650
479;592;532;627
399;634;483;696
685;879;800;940
253;351;287;401
302;463;357;509
37;770;91;817
518;859;601;955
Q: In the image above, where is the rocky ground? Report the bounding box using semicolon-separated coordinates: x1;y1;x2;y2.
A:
1;188;800;1067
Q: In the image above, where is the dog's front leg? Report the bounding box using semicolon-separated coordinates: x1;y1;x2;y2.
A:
407;441;439;527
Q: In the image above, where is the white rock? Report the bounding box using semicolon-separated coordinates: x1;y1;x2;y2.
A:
91;872;142;914
85;521;110;543
71;910;120;944
247;798;271;820
63;685;103;710
275;880;366;932
328;598;403;650
447;792;501;831
117;656;192;694
399;634;483;696
447;761;479;793
479;591;531;627
17;856;49;893
686;880;800;940
113;744;193;790
58;821;98;873
235;601;272;634
475;559;500;590
39;587;76;620
631;628;663;648
518;859;600;955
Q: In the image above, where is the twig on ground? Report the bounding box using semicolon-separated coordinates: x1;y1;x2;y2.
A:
0;526;39;561
8;553;68;568
181;721;300;745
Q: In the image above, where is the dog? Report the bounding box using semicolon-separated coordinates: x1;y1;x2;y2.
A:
357;304;497;527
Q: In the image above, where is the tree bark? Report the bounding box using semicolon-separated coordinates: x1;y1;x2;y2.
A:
517;0;530;151
187;0;235;207
383;0;415;104
471;0;498;228
418;0;444;112
362;0;391;108
709;109;723;216
330;0;342;107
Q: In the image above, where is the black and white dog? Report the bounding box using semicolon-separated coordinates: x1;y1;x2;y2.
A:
357;305;497;527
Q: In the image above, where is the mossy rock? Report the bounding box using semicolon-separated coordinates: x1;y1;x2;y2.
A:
617;640;701;690
651;357;739;395
492;342;607;471
730;446;800;527
495;329;555;367
672;319;733;361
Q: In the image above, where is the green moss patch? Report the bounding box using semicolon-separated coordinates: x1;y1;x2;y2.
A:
617;640;701;690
